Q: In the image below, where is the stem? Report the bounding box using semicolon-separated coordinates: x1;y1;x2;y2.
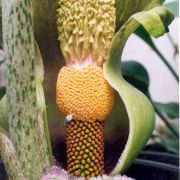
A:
167;33;179;56
147;94;179;139
154;106;179;139
152;44;179;82
2;1;50;179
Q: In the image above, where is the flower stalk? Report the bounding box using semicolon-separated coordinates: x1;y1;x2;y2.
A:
2;0;51;179
56;0;174;178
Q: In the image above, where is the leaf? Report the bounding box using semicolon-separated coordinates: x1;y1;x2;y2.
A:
160;135;179;153
154;102;179;119
135;26;156;50
164;120;179;134
164;0;179;17
115;0;163;31
0;95;8;133
133;7;174;37
162;121;179;153
153;121;179;154
104;6;173;174
121;61;149;95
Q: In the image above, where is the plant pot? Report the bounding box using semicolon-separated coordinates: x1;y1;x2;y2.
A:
1;143;179;180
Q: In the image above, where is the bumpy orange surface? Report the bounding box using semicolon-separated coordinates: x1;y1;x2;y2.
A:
66;120;104;177
56;66;114;122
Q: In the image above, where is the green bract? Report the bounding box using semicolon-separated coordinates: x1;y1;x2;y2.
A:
104;4;174;174
114;0;164;30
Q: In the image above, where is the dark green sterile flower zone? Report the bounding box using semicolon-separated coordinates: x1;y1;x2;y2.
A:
0;0;175;179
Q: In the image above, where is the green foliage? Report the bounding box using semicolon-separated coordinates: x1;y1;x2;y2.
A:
160;135;179;153
153;121;179;153
121;61;179;121
121;61;179;128
121;61;149;95
121;61;179;153
154;102;179;119
115;0;162;31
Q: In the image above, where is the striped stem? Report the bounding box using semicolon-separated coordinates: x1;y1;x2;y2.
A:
2;0;50;179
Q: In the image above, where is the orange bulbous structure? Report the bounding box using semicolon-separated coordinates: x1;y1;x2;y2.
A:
56;65;114;122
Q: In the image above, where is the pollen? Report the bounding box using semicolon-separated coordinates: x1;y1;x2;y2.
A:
56;65;114;122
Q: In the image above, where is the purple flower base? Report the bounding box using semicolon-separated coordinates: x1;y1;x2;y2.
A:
41;166;134;180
